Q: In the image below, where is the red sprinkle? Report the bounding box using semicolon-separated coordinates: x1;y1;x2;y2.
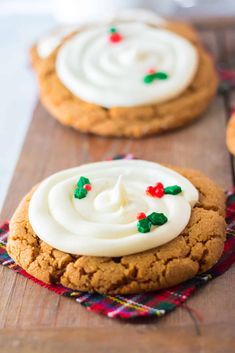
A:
153;186;164;198
109;33;123;43
146;182;165;198
137;212;147;220
146;186;155;196
155;182;164;189
83;184;92;191
147;68;156;74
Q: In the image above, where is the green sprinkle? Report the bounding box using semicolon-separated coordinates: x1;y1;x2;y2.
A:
74;176;91;200
154;71;168;80
137;218;152;233
74;187;87;199
164;185;182;195
77;176;90;188
143;74;155;84
143;71;168;84
109;27;117;33
147;212;168;226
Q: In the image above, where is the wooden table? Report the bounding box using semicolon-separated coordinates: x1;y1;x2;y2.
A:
1;19;235;352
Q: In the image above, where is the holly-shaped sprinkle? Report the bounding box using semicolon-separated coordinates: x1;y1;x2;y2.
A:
137;218;152;233
74;176;91;199
155;72;168;80
143;70;169;84
108;27;123;43
137;212;168;233
77;176;90;188
146;183;182;198
143;74;155;84
164;185;182;195
147;212;168;226
74;187;88;199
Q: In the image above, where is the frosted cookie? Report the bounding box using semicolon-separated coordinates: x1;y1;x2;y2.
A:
31;13;218;138
7;160;225;294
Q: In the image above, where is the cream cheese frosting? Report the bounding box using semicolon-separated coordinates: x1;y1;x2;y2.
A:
56;22;198;107
28;160;199;257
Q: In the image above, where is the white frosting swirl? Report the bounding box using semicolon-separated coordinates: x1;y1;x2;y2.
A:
56;22;198;107
28;160;198;257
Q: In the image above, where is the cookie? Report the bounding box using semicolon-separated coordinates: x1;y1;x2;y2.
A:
7;161;225;294
226;112;235;155
31;19;218;138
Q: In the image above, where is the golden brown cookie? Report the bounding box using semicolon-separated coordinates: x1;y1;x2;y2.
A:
31;21;218;138
226;112;235;155
7;167;225;294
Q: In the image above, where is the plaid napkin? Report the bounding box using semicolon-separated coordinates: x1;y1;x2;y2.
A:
0;188;235;319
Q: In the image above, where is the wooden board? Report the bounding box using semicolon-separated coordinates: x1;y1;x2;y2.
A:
1;24;235;352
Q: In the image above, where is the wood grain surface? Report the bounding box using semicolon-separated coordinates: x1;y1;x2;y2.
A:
1;22;235;353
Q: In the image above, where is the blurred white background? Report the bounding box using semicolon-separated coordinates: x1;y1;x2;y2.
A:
0;0;235;213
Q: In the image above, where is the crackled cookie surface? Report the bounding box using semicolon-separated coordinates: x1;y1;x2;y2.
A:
7;161;225;294
31;16;218;138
